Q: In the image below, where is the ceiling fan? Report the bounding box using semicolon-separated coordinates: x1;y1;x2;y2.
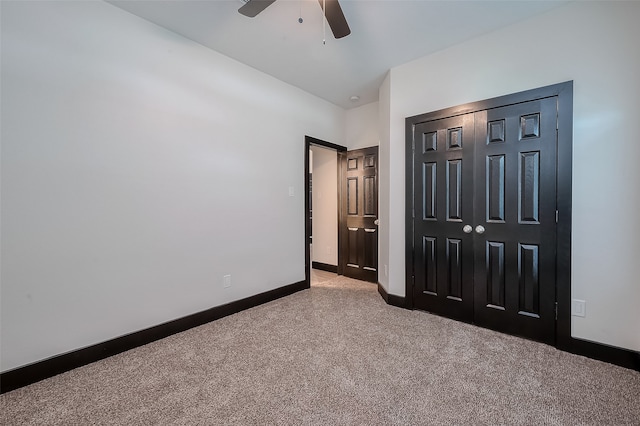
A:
238;0;351;39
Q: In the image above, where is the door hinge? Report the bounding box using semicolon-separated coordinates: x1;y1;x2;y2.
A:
555;210;559;223
555;302;558;320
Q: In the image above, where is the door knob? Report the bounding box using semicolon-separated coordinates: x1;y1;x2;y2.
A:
475;225;485;234
374;219;380;225
463;225;472;234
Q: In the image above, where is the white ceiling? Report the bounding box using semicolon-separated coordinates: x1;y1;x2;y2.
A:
107;0;569;109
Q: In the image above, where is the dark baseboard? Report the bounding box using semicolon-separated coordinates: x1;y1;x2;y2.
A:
376;289;639;373
562;337;640;372
1;280;308;394
377;282;406;309
311;262;338;273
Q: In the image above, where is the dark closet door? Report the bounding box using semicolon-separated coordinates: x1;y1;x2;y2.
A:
341;146;378;282
412;114;475;322
411;97;558;344
473;98;557;344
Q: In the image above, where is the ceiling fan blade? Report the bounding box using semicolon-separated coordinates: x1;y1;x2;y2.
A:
317;0;351;39
238;0;276;18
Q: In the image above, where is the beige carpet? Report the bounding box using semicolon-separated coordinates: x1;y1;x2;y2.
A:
1;276;639;425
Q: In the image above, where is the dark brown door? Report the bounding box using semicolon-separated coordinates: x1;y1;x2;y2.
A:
412;114;475;322
473;98;557;344
340;146;378;282
411;98;558;344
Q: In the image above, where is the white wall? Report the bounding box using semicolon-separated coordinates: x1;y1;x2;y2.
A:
382;1;640;351
378;75;391;290
344;102;379;150
0;1;345;372
310;146;338;266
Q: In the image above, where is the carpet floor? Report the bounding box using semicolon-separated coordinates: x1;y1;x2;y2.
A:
1;276;639;425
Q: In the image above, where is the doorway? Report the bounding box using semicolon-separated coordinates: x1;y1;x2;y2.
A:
405;82;573;345
304;137;380;286
304;136;346;287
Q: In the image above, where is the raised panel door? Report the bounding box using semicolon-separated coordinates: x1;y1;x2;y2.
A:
473;98;557;344
412;114;474;322
340;146;378;282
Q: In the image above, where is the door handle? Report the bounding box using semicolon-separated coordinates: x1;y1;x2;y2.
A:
374;219;380;225
463;225;472;234
475;225;485;234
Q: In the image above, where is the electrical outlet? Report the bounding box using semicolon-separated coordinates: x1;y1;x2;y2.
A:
571;299;586;317
223;274;231;288
288;186;295;197
384;264;388;277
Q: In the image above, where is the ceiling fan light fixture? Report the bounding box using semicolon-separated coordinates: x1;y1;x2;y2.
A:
239;0;350;39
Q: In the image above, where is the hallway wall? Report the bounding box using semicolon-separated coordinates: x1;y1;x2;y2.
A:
310;145;338;267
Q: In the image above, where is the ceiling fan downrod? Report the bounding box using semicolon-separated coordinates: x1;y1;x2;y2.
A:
323;0;326;45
